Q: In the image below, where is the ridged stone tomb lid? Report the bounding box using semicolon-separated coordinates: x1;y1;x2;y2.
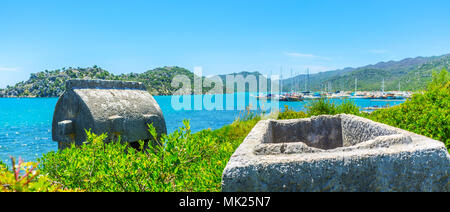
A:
52;79;167;150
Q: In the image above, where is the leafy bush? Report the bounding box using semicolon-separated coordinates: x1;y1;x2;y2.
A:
0;157;75;192
39;117;260;192
278;105;308;120
277;98;362;119
306;98;338;116
0;160;7;169
336;99;362;115
214;112;261;143
368;68;449;148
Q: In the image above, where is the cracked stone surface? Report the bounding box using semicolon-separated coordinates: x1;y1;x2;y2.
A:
222;114;450;192
52;79;167;149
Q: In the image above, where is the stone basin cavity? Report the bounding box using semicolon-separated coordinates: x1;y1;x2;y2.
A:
222;114;450;192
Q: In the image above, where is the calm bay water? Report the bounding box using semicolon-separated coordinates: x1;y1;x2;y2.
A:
0;93;405;163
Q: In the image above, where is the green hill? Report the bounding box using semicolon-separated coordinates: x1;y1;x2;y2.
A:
0;66;118;97
283;54;450;92
0;66;201;97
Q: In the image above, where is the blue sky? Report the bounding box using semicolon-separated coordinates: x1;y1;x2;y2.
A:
1;0;450;88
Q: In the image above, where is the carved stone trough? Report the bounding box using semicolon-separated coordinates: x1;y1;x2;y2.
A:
222;114;449;192
52;79;167;150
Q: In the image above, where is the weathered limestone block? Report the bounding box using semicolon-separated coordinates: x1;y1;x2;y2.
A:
222;114;449;192
52;79;167;150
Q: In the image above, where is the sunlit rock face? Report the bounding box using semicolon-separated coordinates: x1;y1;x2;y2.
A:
222;114;450;192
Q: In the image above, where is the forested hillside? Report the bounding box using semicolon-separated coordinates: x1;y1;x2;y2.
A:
0;66;198;97
283;54;450;92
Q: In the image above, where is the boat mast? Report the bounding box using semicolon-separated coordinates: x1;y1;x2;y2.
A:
328;81;332;93
268;70;272;94
307;68;310;92
294;71;297;92
355;77;357;94
381;78;385;94
280;67;283;94
304;69;307;92
290;68;293;93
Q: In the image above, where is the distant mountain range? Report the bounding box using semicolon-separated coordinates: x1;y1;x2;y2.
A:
282;53;450;92
1;53;449;97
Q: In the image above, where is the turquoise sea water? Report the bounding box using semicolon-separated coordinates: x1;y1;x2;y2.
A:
0;94;405;163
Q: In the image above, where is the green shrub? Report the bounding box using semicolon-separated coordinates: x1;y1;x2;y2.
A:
369;68;449;148
301;98;361;117
39;116;260;192
306;98;338;116
0;160;7;169
0;157;76;192
278;105;308;120
214;112;261;142
336;99;362;115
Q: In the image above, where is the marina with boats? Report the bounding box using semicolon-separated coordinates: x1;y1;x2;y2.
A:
253;90;410;113
253;73;412;112
253;90;411;101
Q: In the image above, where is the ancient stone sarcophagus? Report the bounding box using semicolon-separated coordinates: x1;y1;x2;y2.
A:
222;114;450;192
52;79;167;150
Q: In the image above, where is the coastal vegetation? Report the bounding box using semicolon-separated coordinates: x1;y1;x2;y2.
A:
0;156;78;192
37;117;260;192
369;68;449;148
1;69;448;192
0;66;118;97
0;66;203;97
